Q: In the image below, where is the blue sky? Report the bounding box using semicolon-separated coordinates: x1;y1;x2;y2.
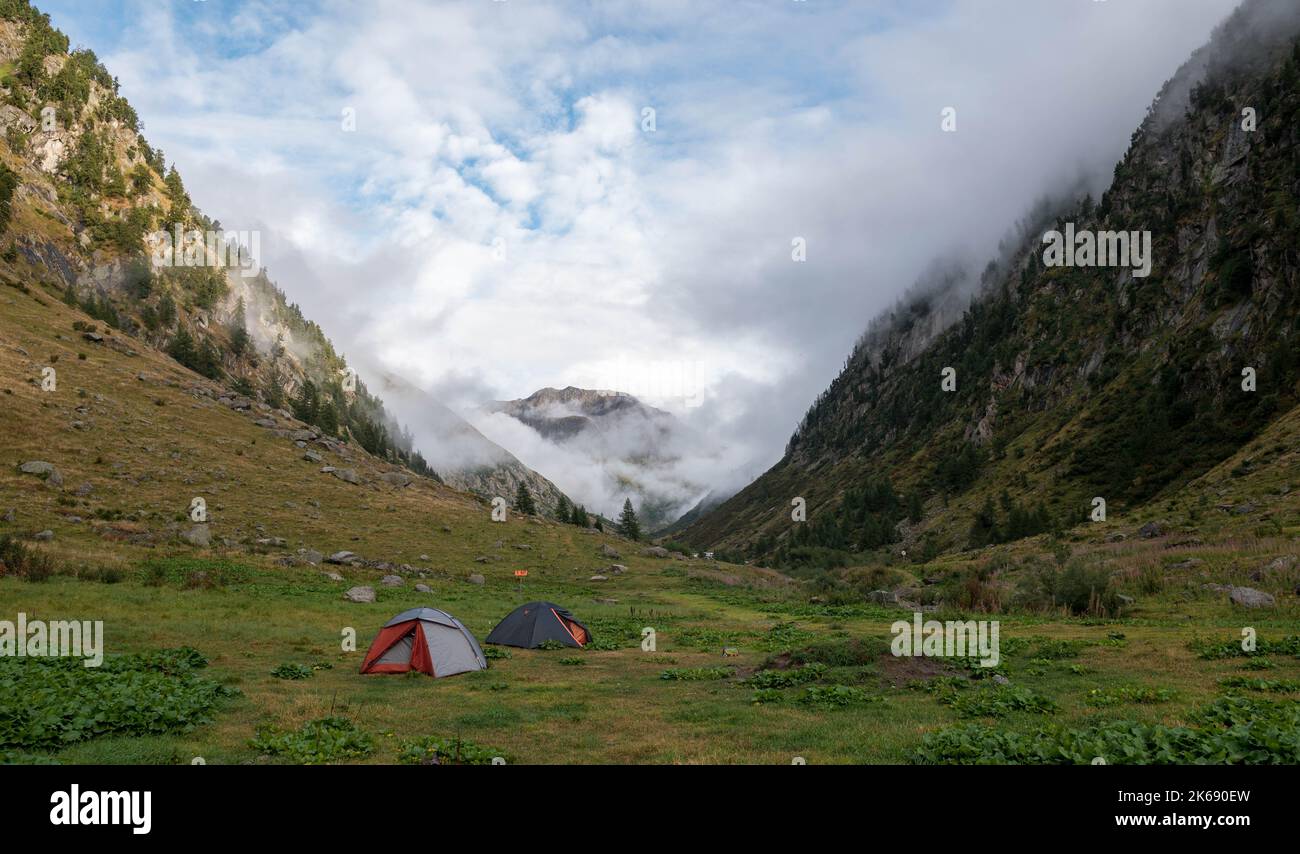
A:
34;0;1244;513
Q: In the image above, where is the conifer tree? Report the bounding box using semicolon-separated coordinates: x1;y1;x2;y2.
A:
617;498;641;541
513;482;537;515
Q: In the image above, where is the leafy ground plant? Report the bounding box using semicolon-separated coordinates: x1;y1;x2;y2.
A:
797;685;881;709
746;663;827;689
660;667;732;681
943;685;1058;718
1218;676;1300;694
397;736;507;765
271;663;312;680
1084;686;1175;707
0;648;235;752
249;716;372;764
915;696;1300;765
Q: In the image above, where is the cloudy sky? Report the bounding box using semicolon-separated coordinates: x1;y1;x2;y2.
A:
44;0;1240;503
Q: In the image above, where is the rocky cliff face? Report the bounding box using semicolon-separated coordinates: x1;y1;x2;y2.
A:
685;0;1300;565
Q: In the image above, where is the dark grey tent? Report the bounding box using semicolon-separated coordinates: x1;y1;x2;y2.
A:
485;602;592;649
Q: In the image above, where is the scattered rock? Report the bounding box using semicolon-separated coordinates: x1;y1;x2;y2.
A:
640;546;670;559
1260;555;1297;574
326;551;360;565
380;574;404;587
300;549;324;565
18;461;62;486
589;575;608;582
868;589;897;605
303;450;323;464
594;597;618;605
1138;521;1165;539
1169;558;1204;570
74;482;94;496
1105;532;1127;543
2;508;14;522
380;472;412;488
344;586;376;603
332;468;362;485
320;571;345;582
1229;587;1275;609
992;674;1010;686
515;543;533;551
467;574;485;586
609;564;627;575
33;529;53;541
1117;594;1135;607
415;583;432;593
182;524;211;548
253;418;277;429
599;544;621;559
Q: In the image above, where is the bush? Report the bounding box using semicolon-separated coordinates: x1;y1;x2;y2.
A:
747;663;827;689
0;535;56;581
1021;560;1120;615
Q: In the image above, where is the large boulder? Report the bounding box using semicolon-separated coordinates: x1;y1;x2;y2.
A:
182;524;211;548
380;574;404;587
1229;587;1275;609
467;574;485;585
599;544;621;559
344;586;376;604
380;472;412;488
332;468;362;485
640;546;670;559
326;551;360;565
18;461;62;487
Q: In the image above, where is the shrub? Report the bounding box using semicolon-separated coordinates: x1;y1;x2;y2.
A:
1021;560;1120;615
0;535;56;581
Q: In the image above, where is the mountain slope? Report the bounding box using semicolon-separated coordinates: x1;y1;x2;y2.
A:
0;0;567;515
684;0;1300;566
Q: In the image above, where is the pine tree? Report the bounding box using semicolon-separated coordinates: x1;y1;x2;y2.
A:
556;494;571;523
229;297;250;357
572;504;589;528
617;498;641;542
513;482;537;515
292;379;320;425
166;327;196;368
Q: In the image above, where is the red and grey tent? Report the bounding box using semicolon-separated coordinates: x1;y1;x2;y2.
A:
360;607;488;677
485;601;592;649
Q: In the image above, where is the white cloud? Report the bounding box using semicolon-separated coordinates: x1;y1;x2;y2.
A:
49;0;1244;503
